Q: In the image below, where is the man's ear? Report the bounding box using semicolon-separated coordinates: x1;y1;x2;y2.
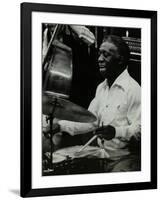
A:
118;55;124;65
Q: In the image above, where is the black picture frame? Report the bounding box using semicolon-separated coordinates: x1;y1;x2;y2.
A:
21;2;157;197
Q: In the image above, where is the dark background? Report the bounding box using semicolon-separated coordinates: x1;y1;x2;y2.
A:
61;26;141;108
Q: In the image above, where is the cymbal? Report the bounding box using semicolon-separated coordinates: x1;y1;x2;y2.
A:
42;93;97;123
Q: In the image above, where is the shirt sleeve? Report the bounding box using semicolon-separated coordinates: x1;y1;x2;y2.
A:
58;98;99;136
115;84;141;140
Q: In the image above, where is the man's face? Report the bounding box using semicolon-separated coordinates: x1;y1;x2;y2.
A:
98;41;121;78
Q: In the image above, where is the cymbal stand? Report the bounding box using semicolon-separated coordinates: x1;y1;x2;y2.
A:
46;97;58;168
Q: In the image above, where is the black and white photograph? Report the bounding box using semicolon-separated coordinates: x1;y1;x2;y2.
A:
20;3;157;197
42;24;141;176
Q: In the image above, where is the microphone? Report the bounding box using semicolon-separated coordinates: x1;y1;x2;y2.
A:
94;125;116;140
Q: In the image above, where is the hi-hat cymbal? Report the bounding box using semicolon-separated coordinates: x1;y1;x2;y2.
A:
42;93;97;123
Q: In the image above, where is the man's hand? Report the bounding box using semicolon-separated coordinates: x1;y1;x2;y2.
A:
94;125;116;140
69;25;95;45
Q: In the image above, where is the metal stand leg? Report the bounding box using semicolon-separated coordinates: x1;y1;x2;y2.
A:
49;97;57;167
49;115;54;167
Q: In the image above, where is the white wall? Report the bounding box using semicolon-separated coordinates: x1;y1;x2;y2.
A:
0;0;160;199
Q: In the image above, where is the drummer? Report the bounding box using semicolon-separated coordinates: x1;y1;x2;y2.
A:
49;35;141;172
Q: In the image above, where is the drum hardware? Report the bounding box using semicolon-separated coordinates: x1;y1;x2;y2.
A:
44;96;58;167
43;145;110;175
42;92;97;168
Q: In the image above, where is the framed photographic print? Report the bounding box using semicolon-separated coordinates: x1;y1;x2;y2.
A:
21;2;157;197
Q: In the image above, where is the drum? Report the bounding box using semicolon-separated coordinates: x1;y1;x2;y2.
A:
43;145;110;175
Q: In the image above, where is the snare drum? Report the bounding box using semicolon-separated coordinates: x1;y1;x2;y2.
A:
44;145;110;175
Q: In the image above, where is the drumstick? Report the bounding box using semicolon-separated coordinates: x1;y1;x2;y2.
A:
77;134;98;153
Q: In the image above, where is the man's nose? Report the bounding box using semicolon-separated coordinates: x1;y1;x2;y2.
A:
98;54;104;62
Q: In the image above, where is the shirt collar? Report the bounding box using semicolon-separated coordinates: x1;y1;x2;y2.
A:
105;69;130;91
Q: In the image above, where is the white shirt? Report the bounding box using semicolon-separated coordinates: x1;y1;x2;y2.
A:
58;69;141;153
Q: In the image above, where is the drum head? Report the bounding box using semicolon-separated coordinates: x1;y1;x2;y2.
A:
52;145;109;163
49;146;111;175
52;154;66;164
